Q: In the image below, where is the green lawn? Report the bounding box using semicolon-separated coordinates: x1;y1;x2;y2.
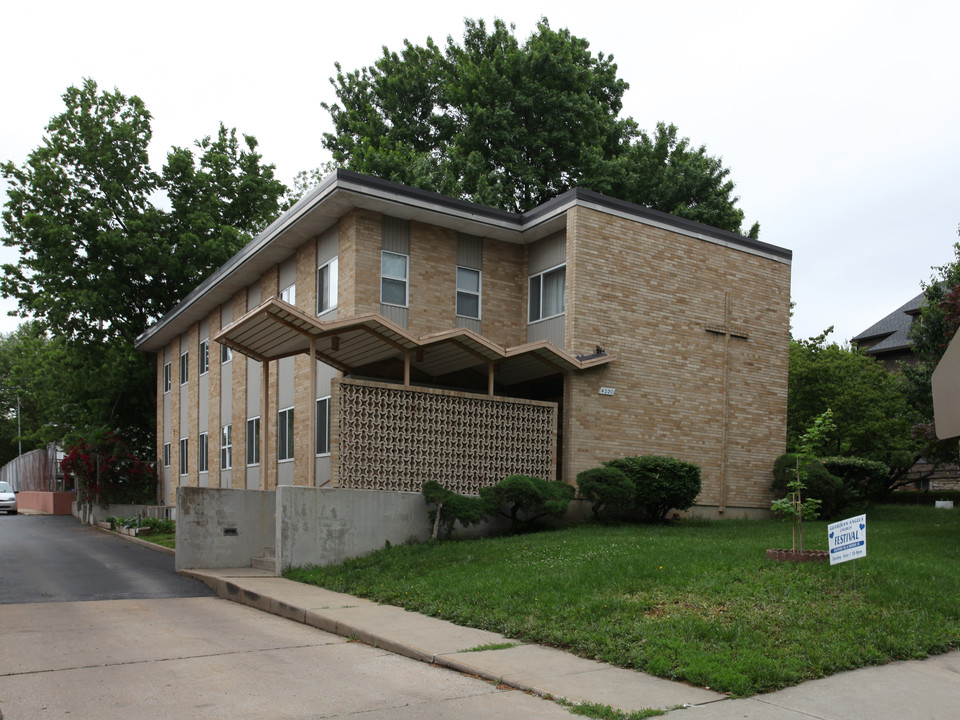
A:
285;505;960;696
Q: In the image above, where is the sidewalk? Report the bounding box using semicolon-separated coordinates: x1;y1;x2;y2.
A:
182;568;960;719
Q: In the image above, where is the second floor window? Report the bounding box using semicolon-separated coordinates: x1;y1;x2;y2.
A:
221;343;233;364
179;351;189;385
163;442;171;467
317;257;338;315
199;339;209;375
163;362;171;393
456;267;481;319
381;251;408;307
528;264;566;323
279;283;296;305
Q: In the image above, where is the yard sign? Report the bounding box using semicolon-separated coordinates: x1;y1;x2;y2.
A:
827;514;866;566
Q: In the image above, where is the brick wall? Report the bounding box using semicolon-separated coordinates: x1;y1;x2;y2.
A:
564;206;790;512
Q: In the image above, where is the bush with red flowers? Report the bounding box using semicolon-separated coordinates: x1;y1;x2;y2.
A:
61;431;156;508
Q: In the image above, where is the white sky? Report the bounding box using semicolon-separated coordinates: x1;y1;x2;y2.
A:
2;0;957;344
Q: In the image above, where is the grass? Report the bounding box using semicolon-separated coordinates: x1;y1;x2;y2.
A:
285;505;960;696
145;532;175;549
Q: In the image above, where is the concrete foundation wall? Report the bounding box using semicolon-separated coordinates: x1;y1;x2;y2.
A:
175;487;275;570
277;486;431;571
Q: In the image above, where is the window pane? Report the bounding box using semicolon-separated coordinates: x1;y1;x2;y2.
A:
381;252;407;279
457;291;479;318
316;398;330;455
528;275;542;322
542;267;566;318
457;267;480;293
247;418;260;465
381;277;406;306
220;344;232;363
318;258;339;313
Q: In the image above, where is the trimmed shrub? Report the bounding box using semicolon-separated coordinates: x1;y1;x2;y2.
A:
421;481;492;539
772;454;846;519
576;466;634;521
604;456;701;521
479;475;575;531
820;456;891;504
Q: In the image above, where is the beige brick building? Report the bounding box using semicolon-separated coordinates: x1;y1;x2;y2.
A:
136;170;792;517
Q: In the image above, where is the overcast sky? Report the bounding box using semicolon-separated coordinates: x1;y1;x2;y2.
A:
2;0;957;345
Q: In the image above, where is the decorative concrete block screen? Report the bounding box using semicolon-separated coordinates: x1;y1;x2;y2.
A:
335;379;557;494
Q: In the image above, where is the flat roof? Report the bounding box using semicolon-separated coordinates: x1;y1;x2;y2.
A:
136;169;792;352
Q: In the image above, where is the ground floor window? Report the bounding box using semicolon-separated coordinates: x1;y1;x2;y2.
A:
278;407;294;461
221;425;232;469
179;437;188;476
197;432;208;473
316;397;330;455
247;417;260;465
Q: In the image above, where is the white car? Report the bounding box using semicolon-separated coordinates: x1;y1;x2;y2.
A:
0;481;17;515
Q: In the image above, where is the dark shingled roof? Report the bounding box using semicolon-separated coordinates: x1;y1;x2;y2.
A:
852;291;926;353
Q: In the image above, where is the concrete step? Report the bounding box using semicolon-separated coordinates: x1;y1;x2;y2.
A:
251;548;276;572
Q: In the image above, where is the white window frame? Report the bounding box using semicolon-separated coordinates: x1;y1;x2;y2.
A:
199;339;209;376
221;424;232;470
380;251;409;308
179;351;189;385
317;257;339;316
220;343;233;364
456;266;482;320
279;283;296;305
246;417;261;466
197;432;208;473
163;362;171;393
163;442;171;468
179;437;188;476
316;396;331;456
278;407;295;462
528;263;566;323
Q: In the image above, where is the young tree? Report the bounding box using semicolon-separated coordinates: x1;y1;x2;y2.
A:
322;17;756;236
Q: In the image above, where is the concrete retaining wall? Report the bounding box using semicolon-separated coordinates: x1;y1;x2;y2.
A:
175;487;275;571
277;486;432;571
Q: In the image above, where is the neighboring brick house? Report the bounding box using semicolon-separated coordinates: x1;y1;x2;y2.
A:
135;170;792;517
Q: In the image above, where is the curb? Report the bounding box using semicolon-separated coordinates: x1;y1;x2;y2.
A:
92;523;176;556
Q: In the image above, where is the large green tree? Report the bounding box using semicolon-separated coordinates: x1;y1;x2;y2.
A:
788;329;920;479
1;79;288;453
322;18;757;236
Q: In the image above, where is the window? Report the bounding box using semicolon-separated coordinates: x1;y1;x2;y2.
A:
278;407;294;461
317;257;339;315
279;283;296;305
221;425;232;469
163;442;171;467
163;362;171;393
197;432;208;473
199;339;209;375
179;351;189;385
179;438;188;476
316;397;330;455
528;264;566;322
456;266;481;319
220;343;232;364
380;251;408;307
246;417;260;465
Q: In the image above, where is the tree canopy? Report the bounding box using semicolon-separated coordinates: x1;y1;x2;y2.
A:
322;18;757;236
1;78;287;346
788;329;920;473
1;79;288;454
